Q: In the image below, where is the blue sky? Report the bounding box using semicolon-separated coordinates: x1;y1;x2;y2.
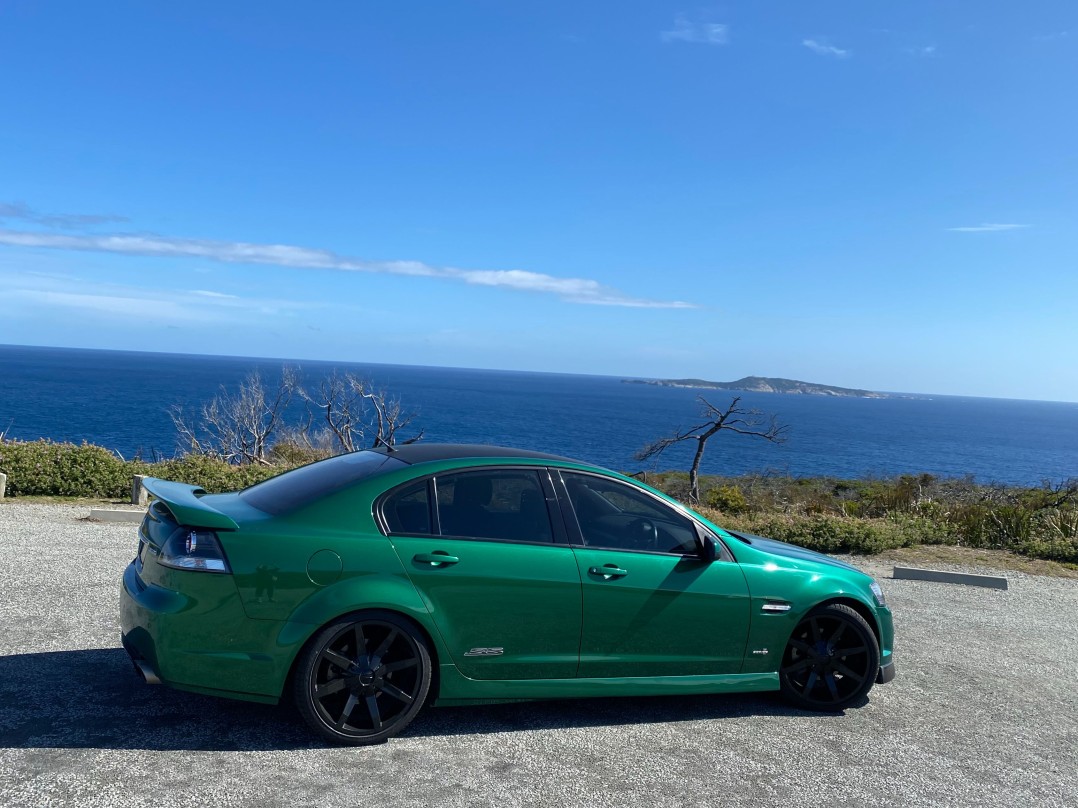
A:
1;2;1076;401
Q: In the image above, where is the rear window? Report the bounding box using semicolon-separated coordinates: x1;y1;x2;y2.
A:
240;451;408;515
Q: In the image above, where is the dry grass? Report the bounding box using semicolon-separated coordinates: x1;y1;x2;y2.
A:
859;544;1078;579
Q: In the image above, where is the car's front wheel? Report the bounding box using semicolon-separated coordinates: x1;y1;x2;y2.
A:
293;610;432;745
779;603;880;711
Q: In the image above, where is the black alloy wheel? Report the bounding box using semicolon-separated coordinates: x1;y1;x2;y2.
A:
779;603;880;711
294;610;431;745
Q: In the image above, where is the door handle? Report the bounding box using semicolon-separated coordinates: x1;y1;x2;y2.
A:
588;564;628;579
413;552;460;567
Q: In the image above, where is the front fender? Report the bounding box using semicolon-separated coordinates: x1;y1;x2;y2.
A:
737;564;880;673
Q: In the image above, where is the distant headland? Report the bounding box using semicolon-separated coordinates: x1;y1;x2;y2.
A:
622;375;889;398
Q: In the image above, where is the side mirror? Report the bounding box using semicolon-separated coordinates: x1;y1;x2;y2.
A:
695;524;718;561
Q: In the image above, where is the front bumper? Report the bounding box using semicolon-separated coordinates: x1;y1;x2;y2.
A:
876;658;896;685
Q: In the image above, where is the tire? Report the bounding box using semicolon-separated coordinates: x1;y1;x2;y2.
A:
293;610;432;745
779;603;880;711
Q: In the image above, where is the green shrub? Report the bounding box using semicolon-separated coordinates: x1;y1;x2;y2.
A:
150;454;285;493
1032;508;1078;541
0;440;131;497
1016;538;1078;565
269;439;331;467
0;439;290;497
704;484;747;514
701;511;953;556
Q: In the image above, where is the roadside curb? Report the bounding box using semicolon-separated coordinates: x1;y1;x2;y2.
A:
893;565;1008;590
89;508;144;523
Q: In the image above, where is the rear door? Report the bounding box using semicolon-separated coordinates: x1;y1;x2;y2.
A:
558;471;751;678
383;467;582;680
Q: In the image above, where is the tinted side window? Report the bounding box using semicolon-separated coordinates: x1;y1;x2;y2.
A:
383;481;433;535
436;470;552;543
562;472;698;555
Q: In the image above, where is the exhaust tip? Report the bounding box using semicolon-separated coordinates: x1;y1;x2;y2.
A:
134;658;162;685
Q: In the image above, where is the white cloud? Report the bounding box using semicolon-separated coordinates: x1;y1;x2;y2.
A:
947;223;1030;233
0;228;695;309
0;201;127;229
802;38;850;58
906;44;937;56
2;271;322;323
9;289;212;321
662;15;729;46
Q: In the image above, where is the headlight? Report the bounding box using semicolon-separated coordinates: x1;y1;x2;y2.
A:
158;528;232;573
869;580;886;607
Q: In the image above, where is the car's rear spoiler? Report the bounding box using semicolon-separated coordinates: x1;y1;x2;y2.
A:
141;477;240;531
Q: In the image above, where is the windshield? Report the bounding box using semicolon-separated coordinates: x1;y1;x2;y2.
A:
240;451;408;515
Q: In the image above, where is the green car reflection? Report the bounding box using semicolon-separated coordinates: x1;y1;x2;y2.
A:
120;444;895;745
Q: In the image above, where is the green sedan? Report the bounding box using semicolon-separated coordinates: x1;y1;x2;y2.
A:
120;444;895;745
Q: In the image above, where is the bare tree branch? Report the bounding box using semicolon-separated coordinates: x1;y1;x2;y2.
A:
635;395;788;504
168;404;206;456
171;369;298;464
299;371;423;453
171;366;423;464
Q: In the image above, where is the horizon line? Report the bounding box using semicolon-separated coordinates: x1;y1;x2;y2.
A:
1;341;1073;406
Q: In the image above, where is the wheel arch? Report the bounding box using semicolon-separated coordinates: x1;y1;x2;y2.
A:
273;573;449;700
281;606;443;704
813;596;881;648
778;597;882;711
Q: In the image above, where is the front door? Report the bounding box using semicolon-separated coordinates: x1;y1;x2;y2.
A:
560;471;751;678
385;468;582;680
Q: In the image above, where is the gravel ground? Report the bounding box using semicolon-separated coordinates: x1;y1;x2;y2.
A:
1;502;1076;807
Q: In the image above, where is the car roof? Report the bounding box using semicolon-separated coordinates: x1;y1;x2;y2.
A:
367;443;573;465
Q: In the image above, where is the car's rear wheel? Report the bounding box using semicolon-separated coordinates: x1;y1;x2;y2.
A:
294;610;431;745
779;603;880;711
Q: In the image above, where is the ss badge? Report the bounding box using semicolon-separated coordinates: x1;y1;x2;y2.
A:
463;647;504;657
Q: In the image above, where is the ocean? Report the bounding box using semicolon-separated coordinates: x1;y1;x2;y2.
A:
1;344;1075;487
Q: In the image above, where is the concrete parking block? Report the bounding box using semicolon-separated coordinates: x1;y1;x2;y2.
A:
893;565;1008;590
88;508;145;523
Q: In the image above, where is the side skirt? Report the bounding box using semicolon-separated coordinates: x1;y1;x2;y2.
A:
434;666;779;706
170;681;280;705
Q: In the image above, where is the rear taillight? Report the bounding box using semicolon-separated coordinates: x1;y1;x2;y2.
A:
157;528;232;573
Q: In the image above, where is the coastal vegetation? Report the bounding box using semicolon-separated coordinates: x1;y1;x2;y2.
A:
659;470;1078;565
2;366;1073;564
1;438;1075;565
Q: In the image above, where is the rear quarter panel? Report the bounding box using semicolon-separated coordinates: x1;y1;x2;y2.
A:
216;480;455;687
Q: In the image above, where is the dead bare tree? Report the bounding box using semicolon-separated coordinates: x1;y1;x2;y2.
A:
300;371;423;452
170;366;423;464
636;395;789;505
169;368;299;465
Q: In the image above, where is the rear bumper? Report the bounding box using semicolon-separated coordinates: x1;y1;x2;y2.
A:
876;658;896;685
119;560;286;702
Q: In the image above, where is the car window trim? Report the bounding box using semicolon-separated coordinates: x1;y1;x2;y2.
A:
376;465;567;546
551;468;735;561
428;475;441;536
374;478;436;537
538;467;570;545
